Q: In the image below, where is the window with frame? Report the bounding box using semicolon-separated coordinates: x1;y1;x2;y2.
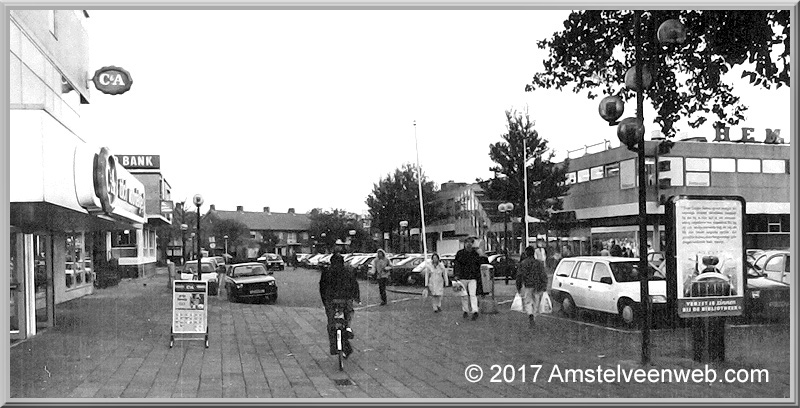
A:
577;169;590;183
604;162;619;178
762;159;786;174
112;230;137;247
287;232;297;244
590;166;604;180
573;261;593;280
685;158;710;172
737;158;761;173
711;158;736;173
591;263;612;283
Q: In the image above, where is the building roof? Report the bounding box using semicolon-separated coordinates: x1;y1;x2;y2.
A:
210;210;311;231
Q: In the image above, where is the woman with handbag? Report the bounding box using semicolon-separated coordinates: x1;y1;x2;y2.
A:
423;253;449;313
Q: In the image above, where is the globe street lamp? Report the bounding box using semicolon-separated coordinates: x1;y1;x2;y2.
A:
597;12;686;365
498;202;514;284
349;230;357;253
321;232;327;252
193;194;204;281
180;224;188;266
399;220;409;253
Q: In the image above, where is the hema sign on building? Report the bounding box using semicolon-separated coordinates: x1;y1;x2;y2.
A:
74;145;146;225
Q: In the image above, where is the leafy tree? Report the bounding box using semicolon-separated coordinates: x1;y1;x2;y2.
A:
479;110;571;229
365;163;437;239
308;208;363;252
526;10;790;136
208;216;250;250
258;231;280;254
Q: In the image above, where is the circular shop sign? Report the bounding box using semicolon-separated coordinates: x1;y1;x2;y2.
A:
92;66;133;95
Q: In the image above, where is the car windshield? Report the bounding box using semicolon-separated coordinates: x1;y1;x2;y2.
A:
232;265;268;277
609;261;665;282
185;263;215;273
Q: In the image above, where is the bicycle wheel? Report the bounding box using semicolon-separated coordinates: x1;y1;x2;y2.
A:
336;329;344;371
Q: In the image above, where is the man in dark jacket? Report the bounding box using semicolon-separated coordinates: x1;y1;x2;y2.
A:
516;246;548;327
453;237;482;320
319;249;360;357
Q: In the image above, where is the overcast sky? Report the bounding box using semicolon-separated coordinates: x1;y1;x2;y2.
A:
81;9;791;215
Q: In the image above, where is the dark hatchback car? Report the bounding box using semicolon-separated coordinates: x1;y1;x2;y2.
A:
224;262;277;303
741;260;790;322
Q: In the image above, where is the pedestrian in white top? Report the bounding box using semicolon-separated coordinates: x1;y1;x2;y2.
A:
423;253;449;313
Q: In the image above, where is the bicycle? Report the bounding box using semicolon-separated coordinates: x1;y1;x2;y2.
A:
331;299;351;371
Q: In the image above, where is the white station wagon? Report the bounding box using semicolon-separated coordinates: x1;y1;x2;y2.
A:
550;256;667;325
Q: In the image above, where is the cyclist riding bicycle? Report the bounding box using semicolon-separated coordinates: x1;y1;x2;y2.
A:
319;248;360;358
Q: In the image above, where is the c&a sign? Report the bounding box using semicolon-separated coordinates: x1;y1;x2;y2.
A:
74;145;146;225
92;66;133;95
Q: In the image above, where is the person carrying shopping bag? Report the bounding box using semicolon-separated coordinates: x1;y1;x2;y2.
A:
516;246;549;328
423;253;449;313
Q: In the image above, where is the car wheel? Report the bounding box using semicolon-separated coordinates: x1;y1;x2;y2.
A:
406;274;419;286
619;300;637;326
561;294;576;318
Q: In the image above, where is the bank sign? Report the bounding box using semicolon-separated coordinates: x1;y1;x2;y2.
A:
74;145;146;225
116;155;160;170
92;66;133;95
672;196;746;318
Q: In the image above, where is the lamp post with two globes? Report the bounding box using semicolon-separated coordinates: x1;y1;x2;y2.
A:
597;13;686;365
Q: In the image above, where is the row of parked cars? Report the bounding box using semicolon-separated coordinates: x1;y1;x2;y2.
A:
178;256;278;304
551;249;790;327
300;251;519;286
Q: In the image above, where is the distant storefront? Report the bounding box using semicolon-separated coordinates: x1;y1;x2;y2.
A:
551;137;790;256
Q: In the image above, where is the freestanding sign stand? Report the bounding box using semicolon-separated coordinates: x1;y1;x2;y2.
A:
170;280;209;348
665;196;746;363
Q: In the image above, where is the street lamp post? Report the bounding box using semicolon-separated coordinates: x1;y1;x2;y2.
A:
399;220;408;253
193;194;204;281
223;235;229;259
348;230;356;253
321;232;327;253
180;224;188;266
189;233;195;260
498;203;514;284
598;12;686;365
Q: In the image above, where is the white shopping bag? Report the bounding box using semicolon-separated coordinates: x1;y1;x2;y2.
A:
539;292;553;314
510;293;524;313
421;288;429;299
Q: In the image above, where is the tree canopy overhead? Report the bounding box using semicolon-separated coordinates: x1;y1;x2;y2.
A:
526;10;790;137
365;163;438;235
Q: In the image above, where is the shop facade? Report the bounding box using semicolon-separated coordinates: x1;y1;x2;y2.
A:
114;155;174;277
552;137;790;256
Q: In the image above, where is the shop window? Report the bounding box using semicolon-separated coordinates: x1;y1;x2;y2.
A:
577;169;590;183
112;230;137;247
762;159;786;174
590;166;604;180
604;162;619;178
65;232;91;289
711;158;736;173
737;158;761;173
685;158;710;172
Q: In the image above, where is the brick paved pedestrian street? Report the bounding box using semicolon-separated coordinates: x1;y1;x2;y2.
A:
9;267;791;400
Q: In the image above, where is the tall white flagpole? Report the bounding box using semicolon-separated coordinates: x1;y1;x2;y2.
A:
524;136;530;249
414;120;428;257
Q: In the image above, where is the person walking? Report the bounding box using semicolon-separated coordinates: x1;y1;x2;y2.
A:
453;236;482;320
423;253;449;313
372;249;391;306
610;240;623;257
516;246;549;328
319;248;360;358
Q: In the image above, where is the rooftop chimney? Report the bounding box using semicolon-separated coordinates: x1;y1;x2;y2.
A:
288;208;295;215
209;204;215;211
236;206;244;212
264;206;270;214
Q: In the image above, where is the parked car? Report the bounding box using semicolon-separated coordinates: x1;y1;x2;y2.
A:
742;261;790;322
258;253;285;271
224;262;277;303
296;253;313;265
390;255;428;286
440;254;456;285
487;254;517;280
752;250;790;284
550;256;666;326
354;255;376;279
180;261;219;296
307;253;325;267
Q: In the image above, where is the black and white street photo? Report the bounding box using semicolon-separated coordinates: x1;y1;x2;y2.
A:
5;5;795;403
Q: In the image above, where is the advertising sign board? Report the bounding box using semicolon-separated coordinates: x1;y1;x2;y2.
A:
673;196;745;318
172;280;208;334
